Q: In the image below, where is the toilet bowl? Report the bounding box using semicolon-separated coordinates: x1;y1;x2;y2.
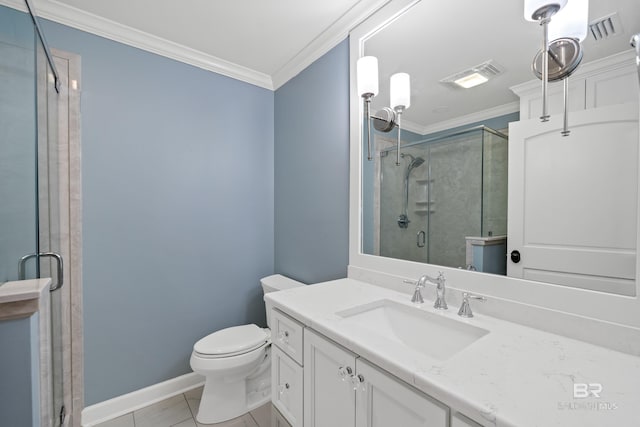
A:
190;274;305;424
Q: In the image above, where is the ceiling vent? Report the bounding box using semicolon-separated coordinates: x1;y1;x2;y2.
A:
440;60;505;89
588;13;623;42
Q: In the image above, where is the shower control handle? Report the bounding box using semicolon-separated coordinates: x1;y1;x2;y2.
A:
510;250;521;264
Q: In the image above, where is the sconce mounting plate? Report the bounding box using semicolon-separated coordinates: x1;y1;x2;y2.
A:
372;107;397;133
533;37;583;82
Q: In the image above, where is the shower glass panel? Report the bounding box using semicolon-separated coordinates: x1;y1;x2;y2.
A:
1;3;64;425
379;126;508;270
0;6;37;283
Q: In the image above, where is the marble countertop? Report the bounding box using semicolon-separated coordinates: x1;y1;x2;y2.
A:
265;278;640;427
0;279;51;304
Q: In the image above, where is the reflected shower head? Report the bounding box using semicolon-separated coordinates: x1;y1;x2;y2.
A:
410;156;425;170
401;153;425;171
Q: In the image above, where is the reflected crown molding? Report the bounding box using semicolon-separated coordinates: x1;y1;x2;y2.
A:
403;101;520;136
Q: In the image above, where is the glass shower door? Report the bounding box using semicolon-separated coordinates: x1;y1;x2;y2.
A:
1;4;65;425
0;6;38;284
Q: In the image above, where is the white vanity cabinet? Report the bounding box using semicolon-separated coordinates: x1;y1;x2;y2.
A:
303;328;449;427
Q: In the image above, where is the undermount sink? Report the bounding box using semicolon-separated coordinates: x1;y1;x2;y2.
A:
336;299;489;361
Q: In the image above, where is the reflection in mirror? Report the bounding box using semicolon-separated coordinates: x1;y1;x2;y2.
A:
360;0;640;295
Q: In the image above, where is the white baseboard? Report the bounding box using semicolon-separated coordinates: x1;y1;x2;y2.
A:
81;372;205;426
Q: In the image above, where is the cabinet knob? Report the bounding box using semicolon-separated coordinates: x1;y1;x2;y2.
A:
279;382;290;396
350;374;365;391
278;330;290;344
338;366;353;381
510;250;521;263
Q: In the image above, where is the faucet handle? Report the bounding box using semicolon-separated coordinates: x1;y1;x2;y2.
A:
403;279;424;288
458;292;486;318
403;279;424;304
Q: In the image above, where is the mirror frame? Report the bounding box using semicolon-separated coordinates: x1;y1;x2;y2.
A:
348;0;640;330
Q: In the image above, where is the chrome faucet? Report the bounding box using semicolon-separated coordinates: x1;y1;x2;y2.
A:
404;272;447;309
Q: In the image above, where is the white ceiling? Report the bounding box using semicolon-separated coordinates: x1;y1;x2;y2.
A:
2;0;391;89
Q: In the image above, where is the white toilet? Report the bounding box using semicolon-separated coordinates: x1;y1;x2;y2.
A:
190;274;305;424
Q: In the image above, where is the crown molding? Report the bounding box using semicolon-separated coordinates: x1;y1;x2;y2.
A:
403;102;520;136
271;0;392;90
0;0;273;89
1;0;393;91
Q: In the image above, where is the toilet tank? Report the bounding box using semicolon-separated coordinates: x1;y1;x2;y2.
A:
261;274;305;328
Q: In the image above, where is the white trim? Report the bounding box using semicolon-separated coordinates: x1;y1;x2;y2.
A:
0;0;273;89
271;0;392;90
81;372;204;426
0;0;393;91
411;102;520;135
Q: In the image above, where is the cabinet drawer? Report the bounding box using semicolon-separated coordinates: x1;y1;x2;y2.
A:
272;346;303;427
271;309;304;364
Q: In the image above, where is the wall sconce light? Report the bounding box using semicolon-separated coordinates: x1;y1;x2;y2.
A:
356;56;411;165
530;0;589;136
524;0;568;122
357;56;379;161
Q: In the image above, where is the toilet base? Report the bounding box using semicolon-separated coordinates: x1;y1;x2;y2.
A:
196;357;271;424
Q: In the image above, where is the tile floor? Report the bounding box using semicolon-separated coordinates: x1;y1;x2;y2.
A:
94;386;292;427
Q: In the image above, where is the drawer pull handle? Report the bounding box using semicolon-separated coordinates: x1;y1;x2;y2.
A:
338;366;353;381
279;383;290;396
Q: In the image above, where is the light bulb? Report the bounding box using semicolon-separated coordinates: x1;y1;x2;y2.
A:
357;56;379;97
390;73;410;110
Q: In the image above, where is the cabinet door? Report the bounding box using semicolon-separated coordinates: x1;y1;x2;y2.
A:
304;329;357;427
272;346;303;427
355;359;449;427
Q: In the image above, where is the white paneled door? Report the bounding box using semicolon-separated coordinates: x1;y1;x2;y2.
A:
508;103;639;295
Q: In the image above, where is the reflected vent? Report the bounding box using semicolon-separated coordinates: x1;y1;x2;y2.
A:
589;13;623;41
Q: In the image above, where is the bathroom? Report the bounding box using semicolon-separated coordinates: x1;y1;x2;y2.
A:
0;0;638;426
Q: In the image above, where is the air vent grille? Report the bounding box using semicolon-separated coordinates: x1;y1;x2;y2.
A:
589;13;623;41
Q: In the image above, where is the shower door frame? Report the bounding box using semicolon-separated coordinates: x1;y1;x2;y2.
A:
37;47;83;427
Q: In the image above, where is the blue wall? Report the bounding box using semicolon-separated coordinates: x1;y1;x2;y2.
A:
39;19;275;405
274;40;350;284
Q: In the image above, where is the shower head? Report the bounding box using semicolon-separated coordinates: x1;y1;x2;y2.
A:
410;156;425;170
401;153;425;170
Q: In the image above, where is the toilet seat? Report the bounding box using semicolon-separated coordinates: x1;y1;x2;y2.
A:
193;324;270;358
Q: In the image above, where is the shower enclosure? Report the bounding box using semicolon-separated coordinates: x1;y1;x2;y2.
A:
378;126;508;270
1;2;80;426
